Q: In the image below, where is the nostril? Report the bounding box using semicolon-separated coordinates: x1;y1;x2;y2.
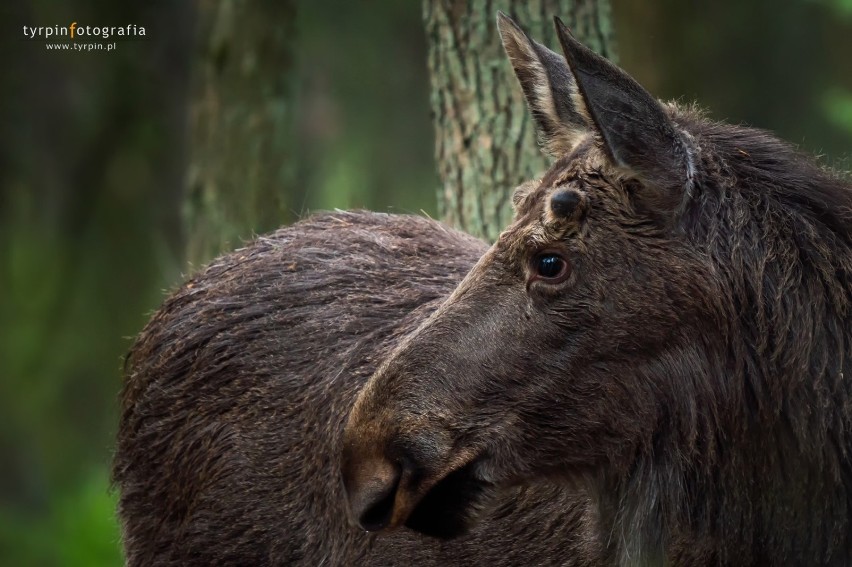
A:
343;454;403;532
357;468;402;531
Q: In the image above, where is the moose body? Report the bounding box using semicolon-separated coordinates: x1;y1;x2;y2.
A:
116;12;852;567
114;212;599;565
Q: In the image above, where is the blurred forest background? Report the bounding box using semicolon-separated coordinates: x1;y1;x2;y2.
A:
1;0;851;564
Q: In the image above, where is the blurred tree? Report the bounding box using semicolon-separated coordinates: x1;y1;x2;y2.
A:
0;2;191;564
185;0;297;265
423;0;617;241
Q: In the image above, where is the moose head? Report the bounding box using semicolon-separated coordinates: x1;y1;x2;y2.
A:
341;12;852;564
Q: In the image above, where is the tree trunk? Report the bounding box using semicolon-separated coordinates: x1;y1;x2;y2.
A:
185;0;297;266
423;0;616;241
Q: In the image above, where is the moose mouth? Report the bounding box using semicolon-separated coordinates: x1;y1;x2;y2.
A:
403;460;495;539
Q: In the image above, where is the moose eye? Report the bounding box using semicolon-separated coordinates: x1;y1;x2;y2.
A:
532;252;569;283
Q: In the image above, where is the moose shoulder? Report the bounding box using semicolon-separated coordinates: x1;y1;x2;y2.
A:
342;13;852;567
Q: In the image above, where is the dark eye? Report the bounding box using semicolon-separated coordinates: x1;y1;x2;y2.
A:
532;252;569;283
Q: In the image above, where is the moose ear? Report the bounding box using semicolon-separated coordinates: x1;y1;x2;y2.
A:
497;12;589;157
554;17;694;201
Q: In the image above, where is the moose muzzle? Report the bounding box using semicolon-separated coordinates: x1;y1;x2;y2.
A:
340;400;485;536
340;445;404;531
340;418;443;533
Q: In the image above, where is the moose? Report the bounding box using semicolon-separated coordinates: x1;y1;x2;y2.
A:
114;13;852;567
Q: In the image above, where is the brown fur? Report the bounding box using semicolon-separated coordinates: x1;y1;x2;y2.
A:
114;211;600;565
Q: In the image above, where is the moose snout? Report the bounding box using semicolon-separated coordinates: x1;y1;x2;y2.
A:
341;447;404;532
341;426;442;533
341;406;457;533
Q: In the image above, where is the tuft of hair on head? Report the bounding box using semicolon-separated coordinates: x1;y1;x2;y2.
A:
549;188;582;219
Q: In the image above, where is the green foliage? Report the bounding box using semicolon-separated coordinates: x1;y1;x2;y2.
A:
0;198;139;565
824;90;852;134
295;0;439;220
0;469;121;567
816;0;852;16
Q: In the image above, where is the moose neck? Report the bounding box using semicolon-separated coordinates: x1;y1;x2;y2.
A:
581;337;726;566
588;359;852;566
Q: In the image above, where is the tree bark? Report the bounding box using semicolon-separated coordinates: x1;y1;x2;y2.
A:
423;0;616;241
185;0;297;265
